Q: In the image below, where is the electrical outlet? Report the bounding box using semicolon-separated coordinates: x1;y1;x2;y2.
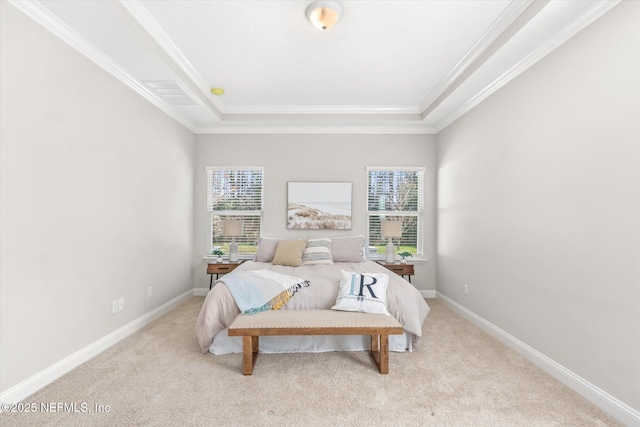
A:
147;287;152;298
118;298;125;311
464;284;469;295
112;300;118;314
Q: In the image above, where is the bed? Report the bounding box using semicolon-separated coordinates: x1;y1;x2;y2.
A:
196;236;430;355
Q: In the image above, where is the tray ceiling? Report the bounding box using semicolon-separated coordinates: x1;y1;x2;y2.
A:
10;0;621;134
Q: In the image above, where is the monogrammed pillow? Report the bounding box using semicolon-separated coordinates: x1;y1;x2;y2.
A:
331;270;390;315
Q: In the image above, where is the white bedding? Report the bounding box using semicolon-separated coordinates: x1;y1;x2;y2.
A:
195;260;430;354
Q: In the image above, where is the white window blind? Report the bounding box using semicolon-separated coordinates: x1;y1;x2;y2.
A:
366;167;425;257
207;167;263;255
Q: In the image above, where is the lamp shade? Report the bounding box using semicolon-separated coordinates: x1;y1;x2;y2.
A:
306;1;341;31
381;220;402;238
223;219;243;237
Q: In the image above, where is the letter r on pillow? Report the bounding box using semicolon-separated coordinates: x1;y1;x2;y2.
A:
357;274;378;299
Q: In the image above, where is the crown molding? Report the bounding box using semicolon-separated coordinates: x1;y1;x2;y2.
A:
116;0;428;121
194;124;437;135
418;0;535;114
434;0;623;133
9;0;198;133
118;0;427;121
12;0;426;132
11;0;623;136
114;0;224;120
222;104;422;115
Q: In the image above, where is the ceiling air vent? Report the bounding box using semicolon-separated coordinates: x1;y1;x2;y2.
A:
142;80;197;106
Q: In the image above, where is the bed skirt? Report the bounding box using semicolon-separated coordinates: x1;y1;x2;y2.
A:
209;329;414;355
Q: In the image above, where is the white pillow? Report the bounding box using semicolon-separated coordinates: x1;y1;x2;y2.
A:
332;270;390;315
253;237;281;262
302;238;333;265
331;236;366;262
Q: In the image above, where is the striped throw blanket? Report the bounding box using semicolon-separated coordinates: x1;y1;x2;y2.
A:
220;269;310;314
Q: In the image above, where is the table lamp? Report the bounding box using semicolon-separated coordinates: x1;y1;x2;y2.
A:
223;219;243;262
381;220;402;263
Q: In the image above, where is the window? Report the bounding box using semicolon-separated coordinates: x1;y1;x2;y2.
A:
367;167;425;258
207;167;263;256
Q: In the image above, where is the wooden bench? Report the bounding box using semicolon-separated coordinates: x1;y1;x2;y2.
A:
228;309;404;375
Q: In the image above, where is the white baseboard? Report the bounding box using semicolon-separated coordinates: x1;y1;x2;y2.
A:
194;287;209;296
420;290;436;299
436;292;640;427
0;289;193;406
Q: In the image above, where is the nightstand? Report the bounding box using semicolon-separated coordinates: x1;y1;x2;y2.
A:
207;261;243;289
378;262;415;283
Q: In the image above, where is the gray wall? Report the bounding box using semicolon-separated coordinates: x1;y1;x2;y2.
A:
193;134;437;293
0;3;195;393
436;0;639;411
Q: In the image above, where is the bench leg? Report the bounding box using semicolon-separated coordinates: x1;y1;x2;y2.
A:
242;335;259;375
379;334;389;374
370;334;390;374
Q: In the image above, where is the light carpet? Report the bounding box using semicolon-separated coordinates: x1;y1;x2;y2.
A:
0;298;623;426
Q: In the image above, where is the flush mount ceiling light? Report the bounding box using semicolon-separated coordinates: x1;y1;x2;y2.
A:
306;1;341;31
211;87;224;96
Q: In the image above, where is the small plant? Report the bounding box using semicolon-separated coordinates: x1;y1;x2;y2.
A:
212;249;224;257
398;251;412;260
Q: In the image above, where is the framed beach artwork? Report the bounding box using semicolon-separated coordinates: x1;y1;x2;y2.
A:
287;182;352;230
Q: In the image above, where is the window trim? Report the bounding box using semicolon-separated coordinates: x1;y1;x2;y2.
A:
206;166;264;256
366;166;425;259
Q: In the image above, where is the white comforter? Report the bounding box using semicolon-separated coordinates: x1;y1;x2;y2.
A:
196;260;430;353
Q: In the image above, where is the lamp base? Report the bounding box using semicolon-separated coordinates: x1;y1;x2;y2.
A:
229;241;238;263
385;241;395;264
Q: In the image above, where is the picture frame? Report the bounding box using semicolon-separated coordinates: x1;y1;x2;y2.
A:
287;182;352;230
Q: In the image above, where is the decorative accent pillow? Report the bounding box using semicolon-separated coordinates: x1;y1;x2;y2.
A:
272;239;308;267
302;238;333;265
254;237;281;262
332;270;390;315
330;236;366;262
